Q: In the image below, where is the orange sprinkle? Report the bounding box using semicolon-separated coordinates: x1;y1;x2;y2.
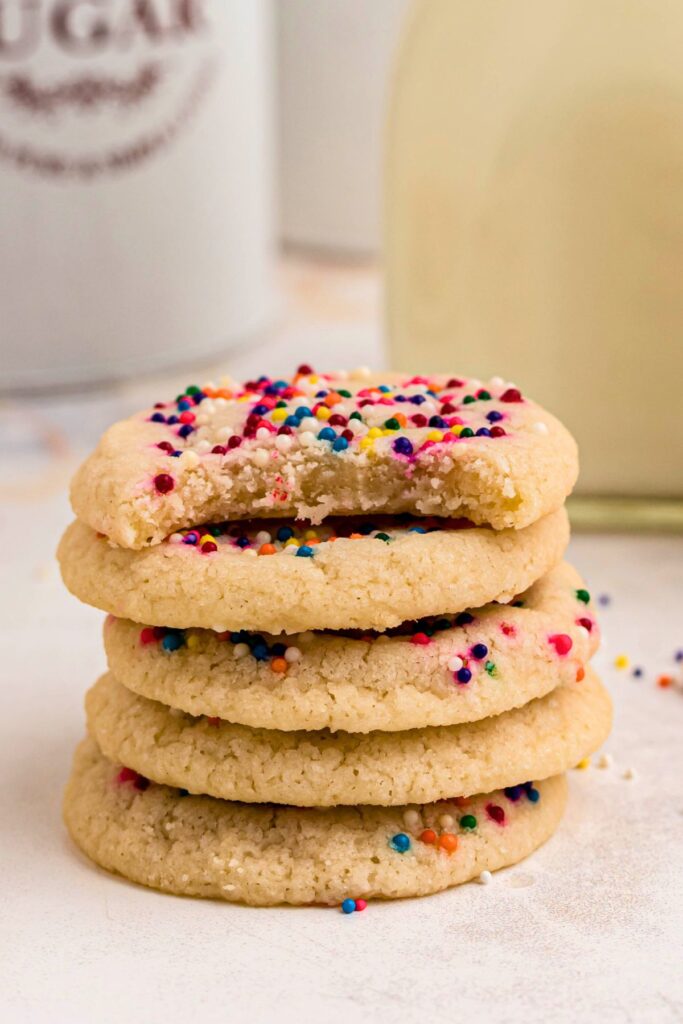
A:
306;537;321;546
349;532;363;539
438;833;459;854
453;796;470;808
419;829;437;845
394;412;408;427
576;666;586;682
658;674;674;688
258;543;276;555
215;388;233;399
271;657;288;673
324;392;342;407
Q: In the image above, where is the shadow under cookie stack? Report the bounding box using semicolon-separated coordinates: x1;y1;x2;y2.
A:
59;367;612;908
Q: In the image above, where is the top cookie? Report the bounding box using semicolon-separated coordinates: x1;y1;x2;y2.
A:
70;367;578;548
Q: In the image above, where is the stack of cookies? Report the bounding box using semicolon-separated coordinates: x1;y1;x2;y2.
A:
59;367;611;907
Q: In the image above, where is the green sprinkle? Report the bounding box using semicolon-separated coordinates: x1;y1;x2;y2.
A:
384;417;401;430
349;411;363;421
209;525;222;537
460;427;474;437
375;532;391;542
485;661;497;676
477;390;491;400
337;389;352;398
576;589;591;604
185;385;200;395
463;395;476;404
460;814;477;830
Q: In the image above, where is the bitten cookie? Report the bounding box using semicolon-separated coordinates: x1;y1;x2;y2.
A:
105;562;599;732
64;738;567;906
58;508;569;634
85;669;611;806
70;368;578;548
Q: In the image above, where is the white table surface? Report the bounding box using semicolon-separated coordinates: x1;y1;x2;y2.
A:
2;261;682;1023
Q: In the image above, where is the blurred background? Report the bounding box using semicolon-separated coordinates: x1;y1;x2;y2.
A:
0;0;681;529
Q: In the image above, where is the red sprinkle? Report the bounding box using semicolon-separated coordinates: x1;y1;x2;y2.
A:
490;426;507;437
486;803;506;825
140;627;157;645
156;441;174;453
178;411;195;424
500;622;516;637
500;388;522;402
549;633;573;656
154;473;174;494
419;829;437;845
227;435;242;449
411;632;431;646
577;617;593;632
354;899;368;911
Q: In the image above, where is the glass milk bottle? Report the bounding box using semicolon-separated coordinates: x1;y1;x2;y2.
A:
385;0;683;527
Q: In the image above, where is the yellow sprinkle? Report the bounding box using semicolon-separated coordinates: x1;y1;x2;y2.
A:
316;406;331;420
614;654;629;670
309;375;319;383
271;408;287;422
304;529;318;540
368;427;383;438
284;537;299;547
575;757;591;770
360;437;375;450
427;430;444;442
186;634;201;650
450;425;463;435
382;429;394;436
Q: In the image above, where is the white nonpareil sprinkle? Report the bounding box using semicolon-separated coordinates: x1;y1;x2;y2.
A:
448;655;464;672
533;422;549;434
284;646;302;663
251;449;269;467
233;643;250;659
490;376;504;388
255;531;271;545
439;814;454;829
298;417;318;433
181;449;200;467
217;425;231;440
478;871;493;885
168;533;184;545
255;428;271;442
350;366;371;379
298;431;316;447
275;435;292;453
403;809;421;830
195;439;212;454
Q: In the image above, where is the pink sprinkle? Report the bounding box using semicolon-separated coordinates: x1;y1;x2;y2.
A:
355;899;368;911
411;632;431;645
549;633;573;656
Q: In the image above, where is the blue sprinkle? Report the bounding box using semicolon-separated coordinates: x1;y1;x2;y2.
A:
150;412;166;423
632;667;643;677
341;898;356;914
471;643;488;660
476;427;491;437
177;400;192;411
332;436;348;451
178;424;194;438
527;788;540;803
271;642;287;656
429;415;447;428
297;545;314;557
284;415;300;427
504;785;523;802
389;833;411;853
318;427;336;441
252;403;269;416
277;526;294;541
162;633;184;652
295;406;312;419
235;536;250;548
486;410;503;423
456;667;472;684
455;612;474;626
408;525;426;533
171;450;182;457
378;385;392;393
393;437;413;456
166;415;179;425
252;644;269;661
410;395;426;405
